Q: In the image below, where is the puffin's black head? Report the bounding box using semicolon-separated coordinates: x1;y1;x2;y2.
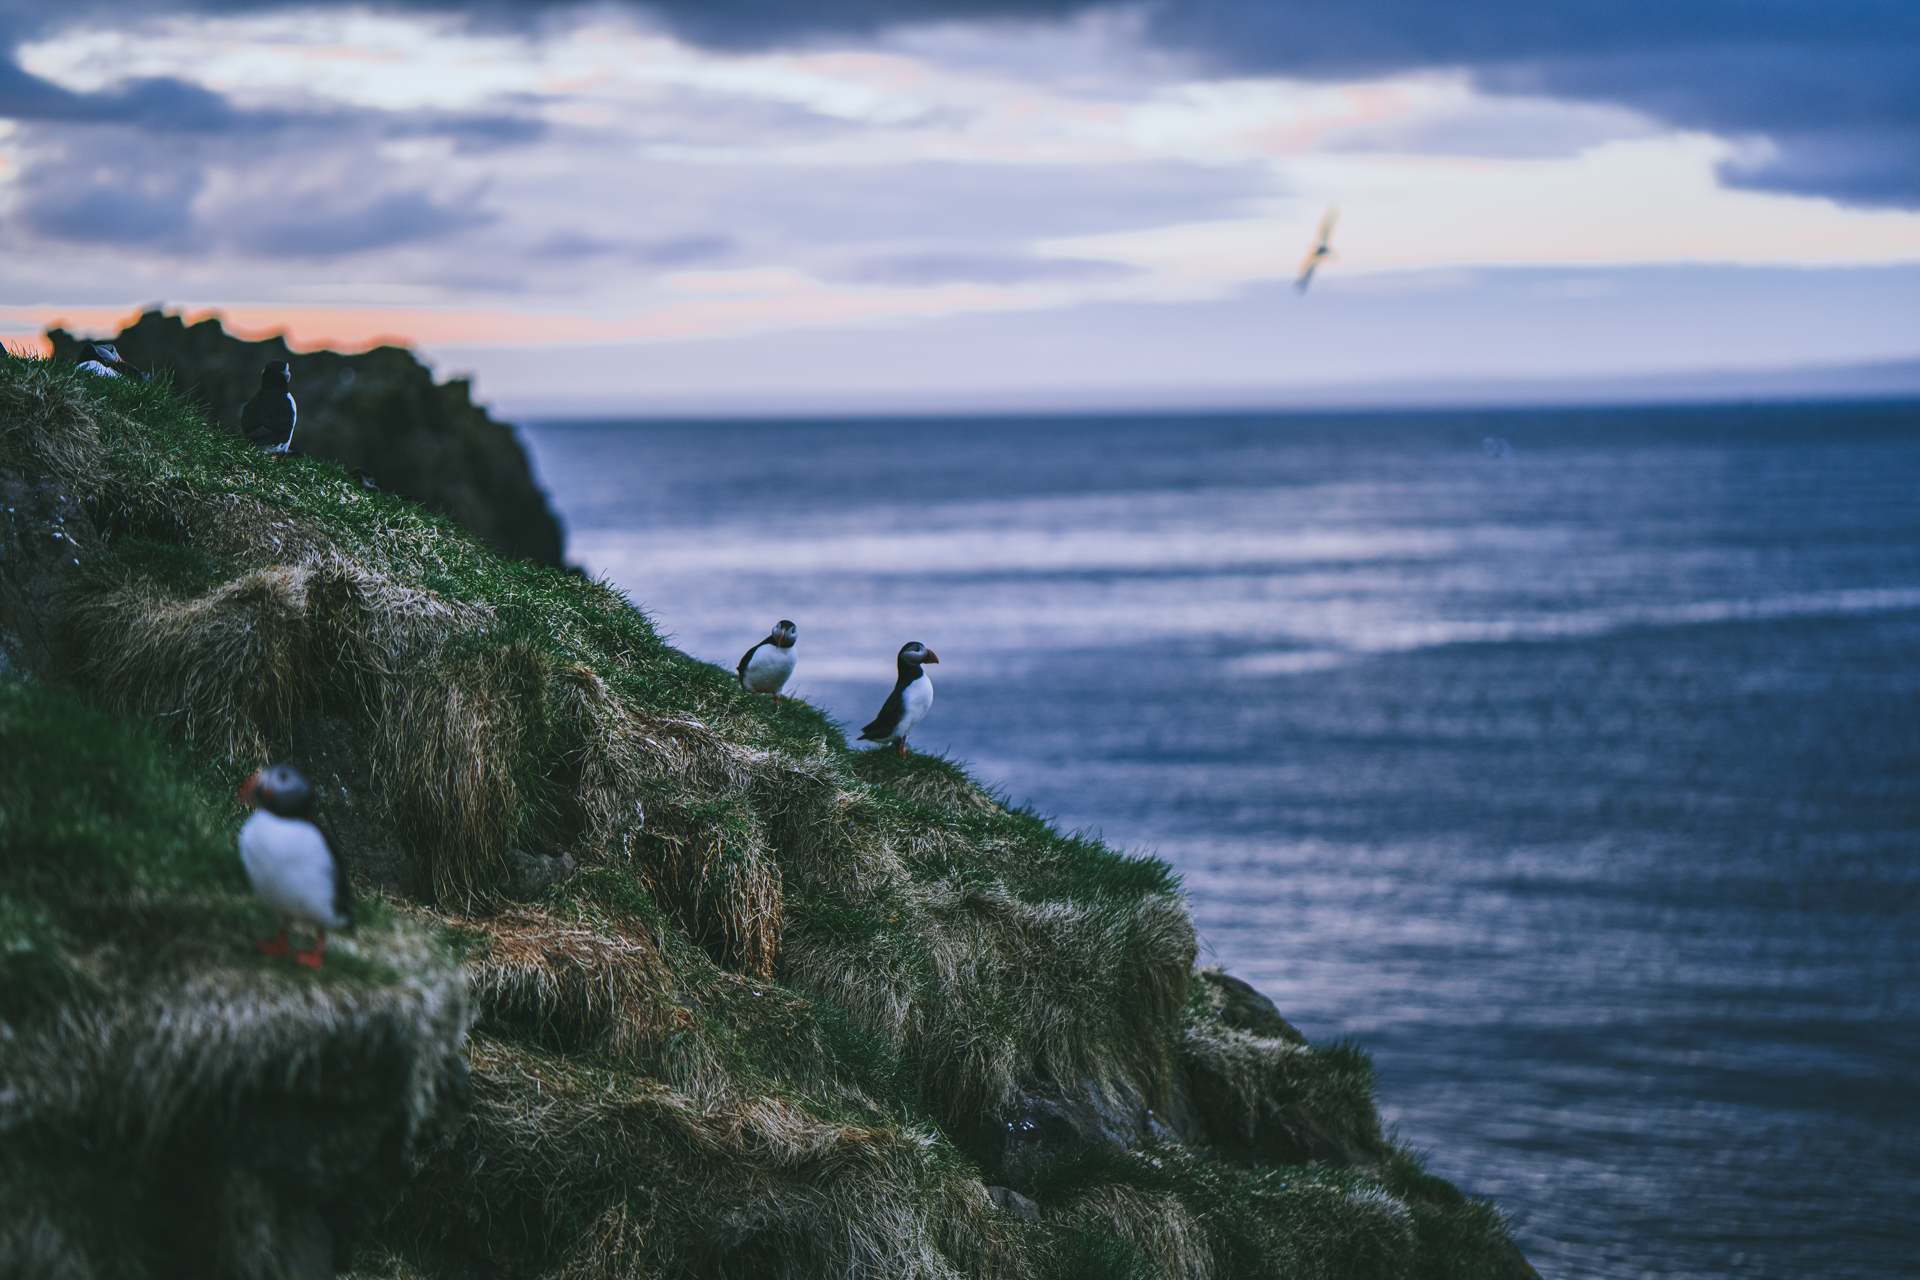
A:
82;343;120;364
237;761;314;818
260;362;290;389
897;641;939;666
772;620;797;648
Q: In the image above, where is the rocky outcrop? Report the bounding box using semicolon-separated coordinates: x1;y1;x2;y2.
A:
47;311;565;567
0;467;96;678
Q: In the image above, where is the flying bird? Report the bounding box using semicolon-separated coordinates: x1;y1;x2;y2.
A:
859;641;939;755
236;762;354;967
1295;207;1338;294
737;619;798;705
241;362;298;454
74;342;147;380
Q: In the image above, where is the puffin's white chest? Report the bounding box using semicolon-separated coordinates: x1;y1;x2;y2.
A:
742;643;796;693
239;810;343;927
894;672;933;739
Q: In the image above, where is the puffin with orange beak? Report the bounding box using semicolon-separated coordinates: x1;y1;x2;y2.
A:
236;762;354;967
737;618;799;705
858;641;939;755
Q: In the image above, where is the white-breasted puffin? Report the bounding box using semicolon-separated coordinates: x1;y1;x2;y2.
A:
75;342;147;380
236;762;354;967
737;619;798;705
241;362;297;454
858;641;939;755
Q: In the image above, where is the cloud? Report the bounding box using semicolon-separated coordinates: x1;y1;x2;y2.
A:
6;2;1912;209
14;142;204;247
845;249;1131;285
0;58;247;131
224;186;494;256
625;0;1920;206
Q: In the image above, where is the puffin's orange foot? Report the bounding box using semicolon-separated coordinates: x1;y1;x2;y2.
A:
254;928;290;957
292;932;327;968
897;741;907;756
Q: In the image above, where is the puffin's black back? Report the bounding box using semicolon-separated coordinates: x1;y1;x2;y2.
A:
241;363;296;449
860;685;909;740
859;651;921;739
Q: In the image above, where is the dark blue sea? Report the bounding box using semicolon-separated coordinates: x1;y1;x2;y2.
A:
520;403;1920;1280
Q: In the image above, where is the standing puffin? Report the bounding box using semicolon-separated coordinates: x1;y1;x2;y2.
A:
241;363;297;454
236;762;354;967
737;619;798;705
75;342;147;380
859;641;939;755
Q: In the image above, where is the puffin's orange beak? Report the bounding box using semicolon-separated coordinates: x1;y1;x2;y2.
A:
923;651;940;663
236;770;263;807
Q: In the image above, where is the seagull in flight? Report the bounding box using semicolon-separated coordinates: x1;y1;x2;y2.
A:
1295;207;1338;294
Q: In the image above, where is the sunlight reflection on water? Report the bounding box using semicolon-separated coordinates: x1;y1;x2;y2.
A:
525;406;1920;1280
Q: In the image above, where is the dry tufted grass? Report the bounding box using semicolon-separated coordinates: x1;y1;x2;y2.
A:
68;556;487;760
786;879;1196;1127
0;359;106;496
394;1036;1026;1280
2;353;1527;1280
462;905;690;1064
1052;1184;1216;1280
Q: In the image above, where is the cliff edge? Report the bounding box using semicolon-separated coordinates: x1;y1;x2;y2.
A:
0;355;1537;1280
45;311;565;568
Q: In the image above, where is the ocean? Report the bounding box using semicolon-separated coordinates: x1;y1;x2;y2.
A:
519;402;1920;1280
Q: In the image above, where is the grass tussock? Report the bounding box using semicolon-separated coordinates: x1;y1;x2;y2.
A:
392;1035;1017;1280
1;353;1527;1280
0;679;472;1275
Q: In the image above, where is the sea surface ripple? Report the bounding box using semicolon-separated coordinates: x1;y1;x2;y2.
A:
523;403;1920;1280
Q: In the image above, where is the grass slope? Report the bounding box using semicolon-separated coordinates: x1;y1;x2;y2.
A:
0;354;1526;1280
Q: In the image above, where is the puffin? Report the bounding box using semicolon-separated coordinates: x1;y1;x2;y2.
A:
858;641;939;755
236;762;354;967
241;362;298;454
737;619;798;705
75;342;147;380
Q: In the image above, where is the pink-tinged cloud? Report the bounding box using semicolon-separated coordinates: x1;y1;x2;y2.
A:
0;276;1043;356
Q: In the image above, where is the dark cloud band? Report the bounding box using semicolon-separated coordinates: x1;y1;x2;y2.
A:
0;0;1913;231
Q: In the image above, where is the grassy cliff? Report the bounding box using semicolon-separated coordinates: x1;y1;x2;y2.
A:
46;310;565;567
0;355;1533;1279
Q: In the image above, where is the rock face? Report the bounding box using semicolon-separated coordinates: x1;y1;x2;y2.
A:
0;467;96;678
47;311;565;567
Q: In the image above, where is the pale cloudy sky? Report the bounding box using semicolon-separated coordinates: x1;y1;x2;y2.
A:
2;1;1916;413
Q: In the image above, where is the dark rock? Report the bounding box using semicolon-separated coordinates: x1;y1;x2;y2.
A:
1505;1241;1546;1280
0;468;97;678
1198;966;1307;1044
955;1085;1135;1184
1180;1063;1377;1170
278;713;429;901
987;1186;1041;1222
47;311;566;567
505;847;575;900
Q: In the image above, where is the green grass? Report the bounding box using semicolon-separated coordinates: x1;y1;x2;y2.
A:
0;678;247;1021
1019;1142;1513;1280
0;353;1523;1280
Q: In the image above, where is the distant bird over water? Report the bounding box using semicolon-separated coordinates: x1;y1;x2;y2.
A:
859;641;939;755
74;342;147;380
236;762;354;968
738;619;798;704
241;362;297;454
1295;206;1338;294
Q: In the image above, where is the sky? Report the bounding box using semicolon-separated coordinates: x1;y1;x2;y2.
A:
1;0;1917;414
